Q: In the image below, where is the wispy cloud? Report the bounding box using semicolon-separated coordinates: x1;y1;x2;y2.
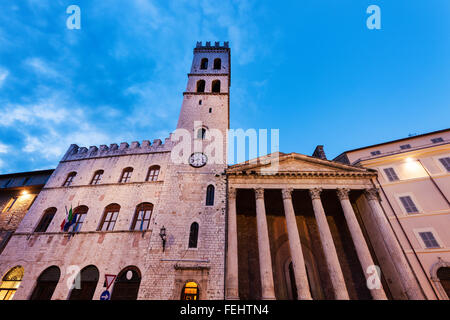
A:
0;67;8;88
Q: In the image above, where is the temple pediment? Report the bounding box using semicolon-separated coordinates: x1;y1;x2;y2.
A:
227;152;373;177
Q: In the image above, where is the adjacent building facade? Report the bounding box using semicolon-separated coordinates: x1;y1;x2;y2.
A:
335;129;450;299
0;43;447;300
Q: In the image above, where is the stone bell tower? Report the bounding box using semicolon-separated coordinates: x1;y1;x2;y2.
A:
175;41;230;169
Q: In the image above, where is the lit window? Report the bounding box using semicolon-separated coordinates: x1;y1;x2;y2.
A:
63;172;77;187
146;166;160;182
120;168;133;183
131;203;153;231
418;232;440;249
91;170;104;185
98;204;120;231
181;281;199;300
383;168;399;182
399;196;419;214
439;157;450;172
0;266;24;300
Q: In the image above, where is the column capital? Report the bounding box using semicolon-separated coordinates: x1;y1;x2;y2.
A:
281;188;293;200
365;188;380;201
255;188;265;200
309;188;322;200
336;188;350;201
229;187;237;199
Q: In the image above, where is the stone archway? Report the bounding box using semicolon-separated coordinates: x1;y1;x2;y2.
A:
430;258;450;300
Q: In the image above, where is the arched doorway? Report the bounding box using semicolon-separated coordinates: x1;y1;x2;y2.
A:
30;266;60;300
111;266;141;300
181;281;199;300
437;267;450;298
0;266;24;300
68;265;99;300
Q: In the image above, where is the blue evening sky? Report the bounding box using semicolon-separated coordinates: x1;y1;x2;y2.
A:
0;1;449;173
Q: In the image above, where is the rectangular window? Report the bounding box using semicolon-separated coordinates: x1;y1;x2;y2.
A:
418;232;440;249
431;137;444;143
383;168;399;182
400;144;411;150
439;157;450;172
371;150;381;156
100;211;118;231
399;196;419;214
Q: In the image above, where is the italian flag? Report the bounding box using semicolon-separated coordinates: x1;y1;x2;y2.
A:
60;205;76;232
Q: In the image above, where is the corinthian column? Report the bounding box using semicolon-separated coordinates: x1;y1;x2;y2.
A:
254;188;276;300
226;187;239;300
365;188;424;300
336;188;387;300
282;188;312;300
309;188;349;300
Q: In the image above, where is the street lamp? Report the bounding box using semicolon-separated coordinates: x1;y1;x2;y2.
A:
159;226;167;252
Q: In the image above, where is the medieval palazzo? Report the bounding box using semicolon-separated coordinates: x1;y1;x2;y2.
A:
0;42;448;300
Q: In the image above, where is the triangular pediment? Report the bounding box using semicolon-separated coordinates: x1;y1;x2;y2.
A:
227;152;371;175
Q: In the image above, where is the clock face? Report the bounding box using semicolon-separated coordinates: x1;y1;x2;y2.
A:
189;152;208;168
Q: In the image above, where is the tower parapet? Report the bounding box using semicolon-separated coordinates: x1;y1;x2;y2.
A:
61;137;174;162
194;41;230;51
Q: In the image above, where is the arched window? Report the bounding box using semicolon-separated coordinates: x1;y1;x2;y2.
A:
437;267;450;298
35;207;57;232
188;222;199;248
206;185;214;206
120;167;133;183
98;204;120;231
146;165;160;182
200;58;208;70
63;172;76;187
30;266;60;300
196;80;205;93
197;128;207;140
91;170;104;185
181;281;199;300
0;266;24;300
68;265;99;300
213;58;221;70
111;266;141;300
131;203;153;231
71;205;88;232
211;80;221;93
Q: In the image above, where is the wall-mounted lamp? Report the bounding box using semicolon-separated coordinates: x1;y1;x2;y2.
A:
159;226;167;252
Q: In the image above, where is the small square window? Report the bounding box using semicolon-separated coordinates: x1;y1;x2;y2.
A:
371;150;381;156
431;137;444;143
418;232;440;249
400;144;411;150
399;196;419;214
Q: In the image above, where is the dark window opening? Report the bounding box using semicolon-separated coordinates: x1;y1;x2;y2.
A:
211;80;221;93
196;80;205;93
34;207;57;232
111;266;141;300
188;222;199;248
200;58;208;70
206;185;214;206
213;58;221;70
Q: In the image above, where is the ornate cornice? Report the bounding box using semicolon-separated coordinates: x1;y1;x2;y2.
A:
227;171;375;178
309;188;322;200
336;188;350;200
